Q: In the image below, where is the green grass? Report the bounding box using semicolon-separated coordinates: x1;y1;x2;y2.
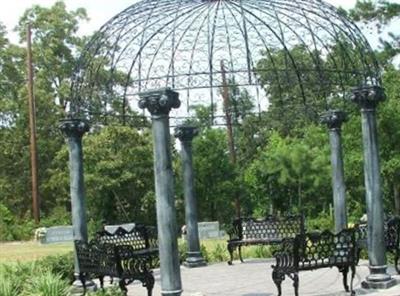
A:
0;241;73;263
180;237;274;263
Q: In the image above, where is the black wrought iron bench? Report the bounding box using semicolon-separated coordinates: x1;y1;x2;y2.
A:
271;228;358;296
227;214;305;265
356;216;400;272
75;224;159;295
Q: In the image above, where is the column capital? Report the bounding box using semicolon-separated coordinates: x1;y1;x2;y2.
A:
350;85;386;110
138;88;180;116
59;118;90;138
174;126;199;142
320;110;347;130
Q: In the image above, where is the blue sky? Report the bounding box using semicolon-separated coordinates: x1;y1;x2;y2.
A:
1;0;360;42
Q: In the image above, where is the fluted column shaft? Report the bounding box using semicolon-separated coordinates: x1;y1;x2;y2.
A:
139;88;182;296
175;126;206;268
321;110;347;233
59;119;90;277
351;86;395;289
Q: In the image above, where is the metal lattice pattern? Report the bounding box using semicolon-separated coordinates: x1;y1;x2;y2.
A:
297;229;356;269
117;245;159;277
97;225;158;251
356;216;400;273
228;214;304;241
75;240;119;277
272;228;357;296
70;0;380;124
241;216;303;240
75;225;159;295
227;214;304;264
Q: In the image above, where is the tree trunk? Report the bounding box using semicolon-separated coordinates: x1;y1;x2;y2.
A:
394;183;400;216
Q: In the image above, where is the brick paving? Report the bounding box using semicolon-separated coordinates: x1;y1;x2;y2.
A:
126;259;400;296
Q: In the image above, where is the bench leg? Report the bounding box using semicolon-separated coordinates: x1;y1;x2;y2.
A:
292;272;299;296
99;276;104;289
144;273;155;296
78;273;87;296
119;278;128;295
272;269;284;296
238;246;244;263
395;249;400;274
350;265;356;296
339;266;349;292
227;243;235;265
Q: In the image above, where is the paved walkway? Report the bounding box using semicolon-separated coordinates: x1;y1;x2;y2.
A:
127;259;400;296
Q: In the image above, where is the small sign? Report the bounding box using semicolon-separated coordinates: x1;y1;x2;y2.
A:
39;226;73;244
197;221;224;239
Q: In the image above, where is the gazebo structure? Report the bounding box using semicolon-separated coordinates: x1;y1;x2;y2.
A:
61;0;394;295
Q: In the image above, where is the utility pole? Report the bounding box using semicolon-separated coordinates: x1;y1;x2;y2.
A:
220;60;240;218
27;24;40;223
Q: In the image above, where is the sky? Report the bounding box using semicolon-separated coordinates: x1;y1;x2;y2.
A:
0;0;361;42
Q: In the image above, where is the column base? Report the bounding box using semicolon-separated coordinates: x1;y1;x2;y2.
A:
69;279;97;296
361;265;398;289
183;251;207;268
161;289;183;296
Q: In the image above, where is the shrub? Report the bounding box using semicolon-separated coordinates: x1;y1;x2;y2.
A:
209;243;229;262
0;274;19;296
22;272;69;296
36;252;74;282
88;286;125;296
307;212;334;232
200;243;209;262
178;240;188;263
252;245;272;258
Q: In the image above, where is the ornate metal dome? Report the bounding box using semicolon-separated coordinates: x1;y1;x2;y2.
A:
70;0;381;125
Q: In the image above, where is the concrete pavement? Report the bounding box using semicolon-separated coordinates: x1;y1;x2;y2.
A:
127;259;400;296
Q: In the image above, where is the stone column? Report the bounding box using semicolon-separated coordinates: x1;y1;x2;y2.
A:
321;110;347;233
351;85;396;289
139;88;182;296
175;126;206;268
59;118;95;293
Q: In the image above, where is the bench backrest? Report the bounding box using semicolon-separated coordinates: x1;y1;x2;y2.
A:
233;214;305;241
96;224;158;251
295;228;357;269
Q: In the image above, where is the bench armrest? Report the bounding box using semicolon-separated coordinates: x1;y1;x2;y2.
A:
144;226;158;249
272;238;296;270
227;218;242;241
75;240;118;276
115;244;155;275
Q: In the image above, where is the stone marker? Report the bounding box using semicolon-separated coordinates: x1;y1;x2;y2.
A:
38;226;73;244
197;222;225;239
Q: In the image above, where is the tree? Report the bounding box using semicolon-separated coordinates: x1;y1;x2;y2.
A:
47;125;156;225
0;2;89;219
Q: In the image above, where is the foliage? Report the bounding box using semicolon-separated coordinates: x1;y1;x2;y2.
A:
88;287;125;296
307;212;334;232
209;243;229;262
47;125;155;226
0;252;73;295
22;272;69;296
35;252;74;283
191;128;236;224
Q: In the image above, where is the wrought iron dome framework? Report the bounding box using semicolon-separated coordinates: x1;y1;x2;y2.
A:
70;0;381;125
